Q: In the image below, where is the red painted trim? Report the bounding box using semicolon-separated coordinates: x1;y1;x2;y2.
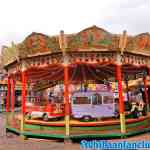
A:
6;77;11;112
116;64;124;113
11;79;15;112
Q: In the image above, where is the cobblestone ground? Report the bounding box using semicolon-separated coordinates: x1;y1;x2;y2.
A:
1;113;150;150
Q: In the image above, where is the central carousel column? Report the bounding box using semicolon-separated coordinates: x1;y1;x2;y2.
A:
20;63;27;138
116;53;126;134
59;30;70;137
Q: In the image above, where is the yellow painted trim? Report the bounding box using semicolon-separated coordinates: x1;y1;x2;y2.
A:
20;113;25;132
65;115;70;136
120;113;126;133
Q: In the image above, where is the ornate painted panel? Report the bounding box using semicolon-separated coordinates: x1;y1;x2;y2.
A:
17;32;60;58
67;26;119;50
127;33;150;51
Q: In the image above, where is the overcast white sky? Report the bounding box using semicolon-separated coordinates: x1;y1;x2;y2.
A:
0;0;150;48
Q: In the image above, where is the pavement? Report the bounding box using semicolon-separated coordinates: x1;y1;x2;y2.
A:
0;113;150;150
0;113;80;150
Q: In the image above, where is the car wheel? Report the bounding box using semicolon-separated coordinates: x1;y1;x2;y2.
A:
43;114;49;121
83;115;92;122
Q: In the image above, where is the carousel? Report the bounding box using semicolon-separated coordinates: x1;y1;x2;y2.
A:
2;25;150;140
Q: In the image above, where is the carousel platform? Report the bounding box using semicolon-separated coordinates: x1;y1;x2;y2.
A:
6;113;150;140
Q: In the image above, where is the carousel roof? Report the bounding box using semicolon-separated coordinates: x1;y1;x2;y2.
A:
2;25;150;66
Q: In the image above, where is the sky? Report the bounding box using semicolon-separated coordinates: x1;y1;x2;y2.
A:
0;0;150;48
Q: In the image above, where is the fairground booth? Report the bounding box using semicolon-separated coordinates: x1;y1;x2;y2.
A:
2;25;150;140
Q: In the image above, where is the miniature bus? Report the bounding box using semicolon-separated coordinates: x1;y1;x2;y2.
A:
71;91;115;121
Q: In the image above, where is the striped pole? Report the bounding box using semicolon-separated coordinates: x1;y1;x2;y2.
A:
116;64;126;133
59;30;70;137
11;79;15;113
6;77;11;126
64;64;70;136
6;77;11;112
20;70;27;135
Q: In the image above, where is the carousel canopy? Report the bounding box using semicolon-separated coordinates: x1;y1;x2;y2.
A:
2;25;150;67
1;25;150;90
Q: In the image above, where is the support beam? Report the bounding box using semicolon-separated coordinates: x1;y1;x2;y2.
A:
59;30;70;137
6;77;11;126
11;79;15;113
64;65;70;137
20;70;27;133
22;71;27;114
6;77;11;112
116;64;126;133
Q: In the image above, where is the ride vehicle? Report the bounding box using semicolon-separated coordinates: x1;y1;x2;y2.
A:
71;90;115;121
26;96;65;121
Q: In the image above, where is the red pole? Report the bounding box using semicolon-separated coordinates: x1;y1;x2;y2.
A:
6;77;11;112
21;71;26;114
64;65;70;136
116;65;124;113
64;65;69;115
116;64;126;133
11;79;15;112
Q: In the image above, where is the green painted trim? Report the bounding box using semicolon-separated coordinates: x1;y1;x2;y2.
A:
125;127;150;137
70;133;122;139
24;124;65;130
6;126;20;135
6;125;150;140
23;119;150;132
70;128;150;139
71;119;149;131
71;126;119;131
23;131;65;139
127;120;149;128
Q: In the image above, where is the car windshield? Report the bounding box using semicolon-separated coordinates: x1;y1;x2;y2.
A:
73;97;91;104
103;96;114;104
